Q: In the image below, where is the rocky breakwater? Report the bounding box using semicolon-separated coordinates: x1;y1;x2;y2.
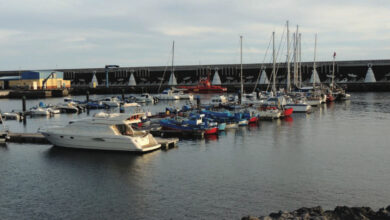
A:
242;205;390;220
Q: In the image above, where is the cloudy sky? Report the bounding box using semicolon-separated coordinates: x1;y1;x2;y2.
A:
0;0;389;70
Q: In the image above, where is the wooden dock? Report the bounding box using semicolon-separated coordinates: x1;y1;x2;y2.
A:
7;132;179;150
9;132;49;144
154;137;179;150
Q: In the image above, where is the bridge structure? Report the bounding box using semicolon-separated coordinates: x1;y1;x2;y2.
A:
1;59;390;93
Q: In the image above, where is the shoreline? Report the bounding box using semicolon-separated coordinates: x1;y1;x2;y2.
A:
243;205;390;220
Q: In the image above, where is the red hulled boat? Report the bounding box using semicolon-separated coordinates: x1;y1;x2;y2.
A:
326;93;336;102
178;77;227;93
204;127;219;135
282;107;294;117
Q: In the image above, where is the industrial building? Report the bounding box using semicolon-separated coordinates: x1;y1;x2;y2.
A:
0;70;70;90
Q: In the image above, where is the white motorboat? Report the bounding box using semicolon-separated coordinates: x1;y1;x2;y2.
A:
122;102;140;107
156;88;180;100
48;108;61;114
171;88;193;100
137;93;155;103
101;97;120;107
2;112;21;121
210;95;228;106
57;103;79;113
40;113;161;152
30;107;51;116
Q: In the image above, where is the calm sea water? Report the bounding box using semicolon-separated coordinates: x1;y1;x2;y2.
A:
1;93;390;219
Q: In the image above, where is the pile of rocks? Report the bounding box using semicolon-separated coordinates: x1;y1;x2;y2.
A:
242;205;390;220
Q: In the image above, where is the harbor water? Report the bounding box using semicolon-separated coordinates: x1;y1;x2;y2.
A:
1;92;390;219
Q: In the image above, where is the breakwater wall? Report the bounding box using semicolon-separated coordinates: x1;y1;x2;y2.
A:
0;89;69;99
1;59;390;93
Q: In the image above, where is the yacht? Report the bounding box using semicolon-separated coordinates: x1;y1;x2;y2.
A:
2;112;21;121
171;88;194;100
30;107;52;116
155;88;180;100
40;113;161;152
101;97;120;107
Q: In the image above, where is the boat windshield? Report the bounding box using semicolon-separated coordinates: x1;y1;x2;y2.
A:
115;124;133;135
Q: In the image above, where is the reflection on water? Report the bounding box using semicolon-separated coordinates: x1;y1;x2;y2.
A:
1;93;390;219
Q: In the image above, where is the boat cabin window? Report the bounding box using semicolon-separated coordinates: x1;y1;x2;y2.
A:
115;124;133;135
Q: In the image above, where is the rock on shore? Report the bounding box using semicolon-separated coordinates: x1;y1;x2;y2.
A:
242;205;390;220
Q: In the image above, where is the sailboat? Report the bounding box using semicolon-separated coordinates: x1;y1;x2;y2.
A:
285;25;311;113
306;34;323;106
156;41;181;100
330;52;351;100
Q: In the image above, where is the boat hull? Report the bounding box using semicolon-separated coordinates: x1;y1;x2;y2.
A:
225;123;238;129
248;117;258;123
218;123;226;131
307;99;321;106
283;108;294;117
41;132;161;152
285;104;311;113
205;127;218;135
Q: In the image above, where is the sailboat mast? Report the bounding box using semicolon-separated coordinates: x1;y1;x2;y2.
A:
293;33;297;87
240;35;243;100
171;41;175;75
286;21;291;93
313;34;317;88
272;32;276;95
294;25;299;87
332;52;336;91
298;33;302;88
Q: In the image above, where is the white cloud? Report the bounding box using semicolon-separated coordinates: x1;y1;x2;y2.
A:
0;0;389;70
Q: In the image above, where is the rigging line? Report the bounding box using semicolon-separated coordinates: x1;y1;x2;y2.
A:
274;24;287;86
267;23;286;92
157;45;173;93
253;33;273;93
